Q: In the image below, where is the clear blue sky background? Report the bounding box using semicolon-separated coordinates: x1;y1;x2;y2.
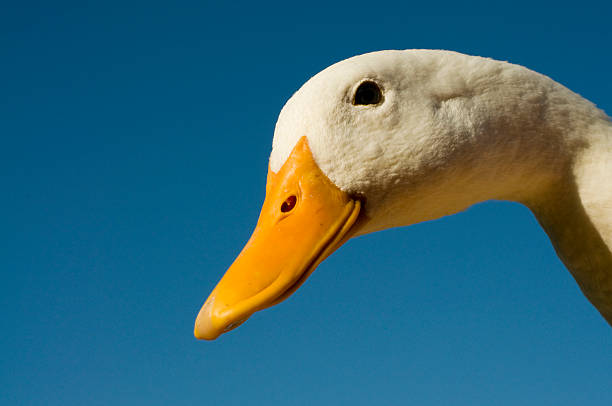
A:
2;1;611;405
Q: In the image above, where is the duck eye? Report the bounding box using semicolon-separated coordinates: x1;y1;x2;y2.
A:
353;81;382;105
280;195;297;213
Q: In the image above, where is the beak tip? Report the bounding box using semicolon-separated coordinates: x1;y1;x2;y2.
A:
194;327;216;341
194;315;221;341
193;326;204;340
194;298;223;340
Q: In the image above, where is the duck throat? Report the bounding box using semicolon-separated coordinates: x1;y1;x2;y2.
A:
530;129;612;326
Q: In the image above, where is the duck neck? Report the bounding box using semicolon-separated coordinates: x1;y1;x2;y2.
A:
529;122;612;325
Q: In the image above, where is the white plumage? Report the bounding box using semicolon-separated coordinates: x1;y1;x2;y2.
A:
270;50;612;324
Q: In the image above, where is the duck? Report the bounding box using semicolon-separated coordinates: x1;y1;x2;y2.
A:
195;49;612;340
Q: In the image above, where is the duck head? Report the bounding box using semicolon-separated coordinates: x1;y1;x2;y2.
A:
195;50;584;339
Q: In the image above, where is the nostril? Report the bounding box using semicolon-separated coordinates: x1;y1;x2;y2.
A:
280;195;297;213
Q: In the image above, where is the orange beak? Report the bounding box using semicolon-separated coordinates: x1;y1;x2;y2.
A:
194;137;361;340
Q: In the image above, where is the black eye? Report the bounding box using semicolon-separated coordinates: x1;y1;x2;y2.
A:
280;195;297;213
353;81;382;105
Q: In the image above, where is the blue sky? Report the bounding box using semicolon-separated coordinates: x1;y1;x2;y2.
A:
2;1;611;405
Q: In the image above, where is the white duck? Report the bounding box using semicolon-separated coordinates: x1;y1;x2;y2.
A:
195;50;612;340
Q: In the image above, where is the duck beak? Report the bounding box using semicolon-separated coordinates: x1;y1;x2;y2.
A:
194;136;361;340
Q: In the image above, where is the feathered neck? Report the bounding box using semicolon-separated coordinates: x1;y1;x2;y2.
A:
532;122;612;324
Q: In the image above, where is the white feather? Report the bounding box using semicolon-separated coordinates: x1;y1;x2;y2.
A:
269;50;612;324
